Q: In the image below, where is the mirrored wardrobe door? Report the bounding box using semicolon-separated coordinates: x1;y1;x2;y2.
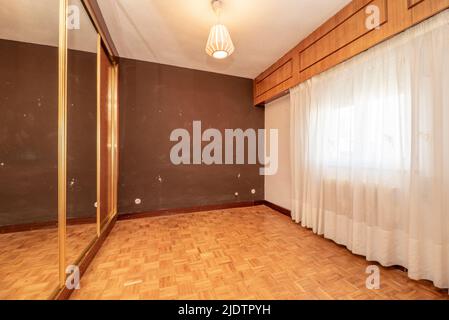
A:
98;42;116;230
0;0;60;299
65;0;99;271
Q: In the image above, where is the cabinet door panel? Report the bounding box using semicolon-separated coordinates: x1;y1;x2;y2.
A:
408;0;449;24
300;0;388;72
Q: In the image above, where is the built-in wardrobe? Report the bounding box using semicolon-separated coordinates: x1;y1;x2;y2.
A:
0;0;118;299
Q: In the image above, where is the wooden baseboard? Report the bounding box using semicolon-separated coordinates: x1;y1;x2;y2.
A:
0;221;58;234
260;200;291;217
0;216;97;234
117;200;266;221
53;214;117;300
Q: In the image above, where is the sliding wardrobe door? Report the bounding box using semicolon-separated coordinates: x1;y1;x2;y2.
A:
65;0;98;270
97;42;117;231
0;0;118;299
0;0;60;299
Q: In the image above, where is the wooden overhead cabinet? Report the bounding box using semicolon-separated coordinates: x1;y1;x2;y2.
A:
254;0;449;106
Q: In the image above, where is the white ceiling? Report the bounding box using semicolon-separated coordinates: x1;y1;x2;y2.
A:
98;0;351;79
0;0;351;78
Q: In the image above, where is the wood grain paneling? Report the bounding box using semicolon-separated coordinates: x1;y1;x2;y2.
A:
299;0;411;83
409;0;449;23
408;0;426;8
255;59;293;98
254;0;449;105
254;51;299;105
300;0;388;72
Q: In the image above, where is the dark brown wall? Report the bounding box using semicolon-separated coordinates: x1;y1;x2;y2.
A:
0;39;58;226
67;48;97;221
0;39;97;226
118;59;264;214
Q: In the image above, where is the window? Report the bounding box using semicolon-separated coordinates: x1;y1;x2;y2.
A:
314;94;411;171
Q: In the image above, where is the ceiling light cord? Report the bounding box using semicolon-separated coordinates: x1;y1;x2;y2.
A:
212;0;222;23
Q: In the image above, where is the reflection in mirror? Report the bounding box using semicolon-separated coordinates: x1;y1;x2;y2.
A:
0;0;60;299
66;0;98;270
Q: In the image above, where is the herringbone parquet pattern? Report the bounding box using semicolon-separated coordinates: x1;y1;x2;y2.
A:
71;206;448;300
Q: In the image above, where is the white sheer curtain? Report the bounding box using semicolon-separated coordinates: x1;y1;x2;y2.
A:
290;10;449;289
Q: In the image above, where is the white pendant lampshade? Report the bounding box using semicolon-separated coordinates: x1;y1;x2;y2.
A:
206;24;235;59
206;0;235;59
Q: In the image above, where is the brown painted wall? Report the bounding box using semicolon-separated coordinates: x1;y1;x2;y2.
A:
67;48;97;221
118;59;264;214
0;39;58;226
0;39;97;226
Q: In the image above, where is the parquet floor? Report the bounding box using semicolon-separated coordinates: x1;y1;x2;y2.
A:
0;223;97;300
71;206;448;300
